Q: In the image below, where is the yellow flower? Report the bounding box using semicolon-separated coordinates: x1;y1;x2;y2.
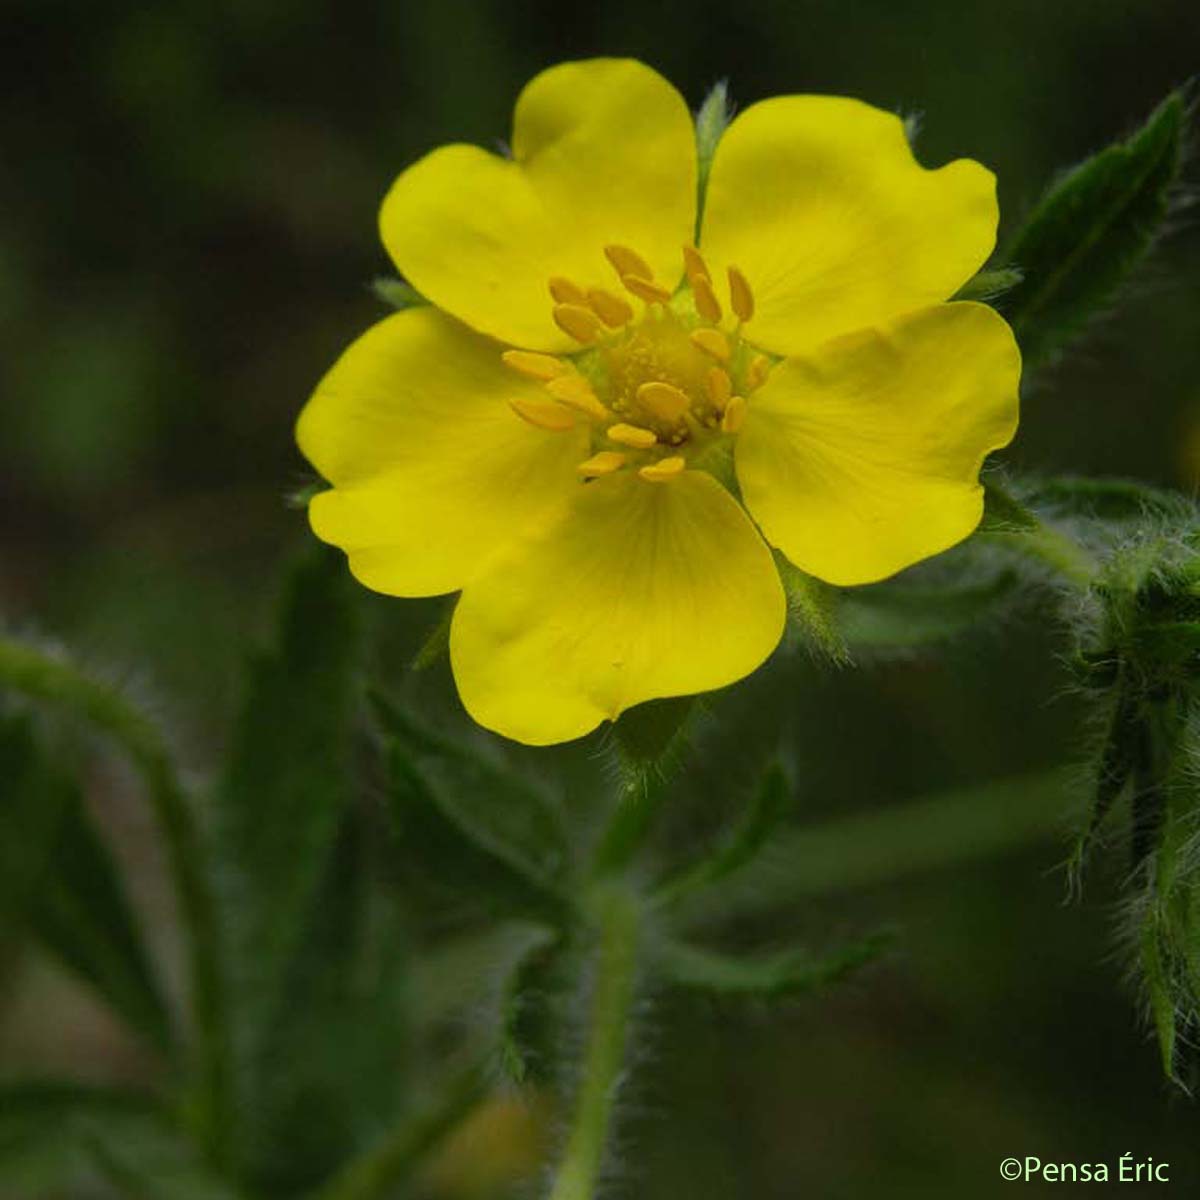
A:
297;59;1021;746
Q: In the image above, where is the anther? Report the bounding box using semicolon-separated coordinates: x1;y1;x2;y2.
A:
607;422;657;449
510;398;578;432
727;265;755;322
636;381;691;424
721;395;747;433
603;244;654;281
502;349;571;381
746;354;770;391
553;303;603;345
546;373;609;420
621;274;672;305
690;328;730;361
549;276;588;305
682;244;710;287
578;450;628;478
639;455;686;482
587;287;634;328
692;274;723;324
707;366;732;410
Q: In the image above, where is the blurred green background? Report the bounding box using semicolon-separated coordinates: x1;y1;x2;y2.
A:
3;1;1200;1196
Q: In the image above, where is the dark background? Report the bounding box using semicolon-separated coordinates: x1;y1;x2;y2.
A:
3;1;1200;1196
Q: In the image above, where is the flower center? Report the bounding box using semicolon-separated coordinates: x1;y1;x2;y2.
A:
502;244;772;484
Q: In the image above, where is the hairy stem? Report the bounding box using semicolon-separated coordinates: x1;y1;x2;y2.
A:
549;887;641;1200
312;1064;487;1200
0;637;232;1163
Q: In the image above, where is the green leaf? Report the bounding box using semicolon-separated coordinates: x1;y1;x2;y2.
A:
0;715;174;1056
497;928;571;1085
243;811;410;1195
953;265;1024;302
776;556;848;662
658;930;892;999
0;1083;238;1199
611;695;697;765
1001;89;1187;366
656;762;793;905
371;276;428;310
694;80;732;234
211;545;363;1166
373;694;570;924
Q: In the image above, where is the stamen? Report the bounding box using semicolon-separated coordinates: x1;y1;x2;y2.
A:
682;244;710;287
604;244;654;281
636;381;691;424
546;373;609;420
510;398;578;432
746;354;771;391
553;303;603;344
578;450;628;478
621;274;672;305
707;366;732;410
549;276;587;305
721;395;747;433
727;266;755;322
607;422;657;449
639;455;686;482
691;274;723;324
587;287;634;328
690;328;730;361
502;349;570;381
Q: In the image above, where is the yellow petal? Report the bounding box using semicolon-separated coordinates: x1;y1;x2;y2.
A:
380;59;695;352
450;471;785;745
735;303;1020;586
701;97;997;354
296;308;586;597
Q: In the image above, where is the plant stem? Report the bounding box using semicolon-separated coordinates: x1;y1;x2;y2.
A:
984;517;1102;589
312;1064;487;1200
0;637;232;1163
549;887;641;1200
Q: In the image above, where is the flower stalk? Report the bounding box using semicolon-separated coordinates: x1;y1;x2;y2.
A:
549;886;641;1200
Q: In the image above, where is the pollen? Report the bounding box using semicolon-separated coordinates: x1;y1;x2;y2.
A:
578;450;628;477
510;397;578;431
607;422;658;449
636;381;690;424
549;276;588;306
690;328;730;361
513;247;762;485
727;265;755;322
588;287;633;328
546;373;609;420
622;274;673;305
553;303;604;344
691;274;722;324
603;244;654;281
638;455;686;483
502;350;571;381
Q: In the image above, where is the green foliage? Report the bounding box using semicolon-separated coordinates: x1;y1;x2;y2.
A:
0;714;173;1057
953;266;1024;302
775;557;848;661
0;1084;237;1200
209;545;364;1179
1000;88;1187;366
373;692;572;926
658;930;892;999
370;277;427;310
693;79;732;234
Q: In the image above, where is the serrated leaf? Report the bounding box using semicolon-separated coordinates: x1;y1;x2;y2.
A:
0;715;174;1056
243;811;410;1195
656;762;793;905
373;691;569;889
1001;89;1186;366
658;930;891;999
211;546;362;1166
